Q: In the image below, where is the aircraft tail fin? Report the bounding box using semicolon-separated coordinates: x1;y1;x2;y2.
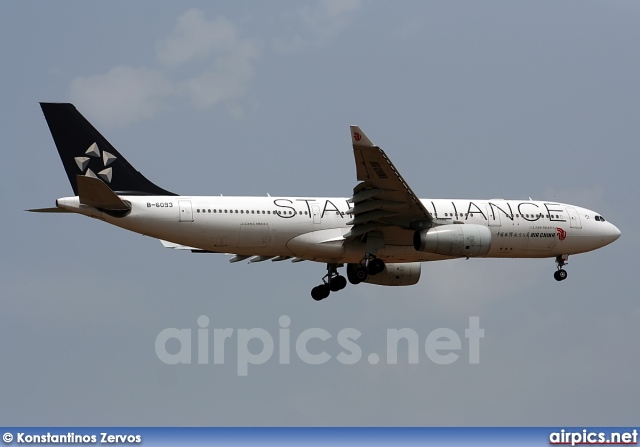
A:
40;103;176;196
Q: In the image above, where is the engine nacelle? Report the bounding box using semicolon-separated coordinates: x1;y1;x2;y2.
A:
364;262;421;286
413;224;492;257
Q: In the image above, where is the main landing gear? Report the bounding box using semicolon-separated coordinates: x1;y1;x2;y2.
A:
311;263;347;301
310;255;386;301
554;254;568;281
345;254;385;285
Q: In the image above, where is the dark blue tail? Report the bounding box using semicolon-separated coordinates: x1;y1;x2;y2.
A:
40;103;176;196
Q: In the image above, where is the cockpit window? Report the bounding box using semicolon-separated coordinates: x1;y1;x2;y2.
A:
600;216;606;222
595;215;606;222
595;216;601;221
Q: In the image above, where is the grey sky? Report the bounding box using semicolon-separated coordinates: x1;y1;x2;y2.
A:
1;1;639;425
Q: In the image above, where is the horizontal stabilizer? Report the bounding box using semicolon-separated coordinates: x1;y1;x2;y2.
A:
26;207;72;213
77;175;130;211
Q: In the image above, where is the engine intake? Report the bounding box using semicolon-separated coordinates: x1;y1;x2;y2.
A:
413;224;491;257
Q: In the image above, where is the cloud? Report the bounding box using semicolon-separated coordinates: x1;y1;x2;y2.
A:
70;66;173;129
156;10;243;67
273;0;362;53
164;11;261;110
68;3;361;127
69;9;260;128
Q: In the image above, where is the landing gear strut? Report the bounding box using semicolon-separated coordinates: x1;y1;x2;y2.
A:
311;263;346;301
554;255;568;281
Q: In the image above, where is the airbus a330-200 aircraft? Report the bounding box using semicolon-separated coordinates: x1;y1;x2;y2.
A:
32;103;621;301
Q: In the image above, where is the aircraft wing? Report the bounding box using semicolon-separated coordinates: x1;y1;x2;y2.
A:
345;126;432;241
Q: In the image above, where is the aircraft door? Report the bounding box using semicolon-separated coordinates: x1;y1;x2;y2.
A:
566;207;582;229
485;205;501;226
312;204;321;224
178;200;193;222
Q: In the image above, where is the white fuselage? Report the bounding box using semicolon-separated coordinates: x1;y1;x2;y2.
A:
55;195;621;264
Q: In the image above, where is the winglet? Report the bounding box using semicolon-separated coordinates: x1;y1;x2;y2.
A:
350;126;375;147
77;175;130;211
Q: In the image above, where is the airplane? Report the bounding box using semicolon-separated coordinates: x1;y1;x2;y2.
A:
31;103;621;301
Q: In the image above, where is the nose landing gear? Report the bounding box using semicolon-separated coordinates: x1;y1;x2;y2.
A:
554;254;568;281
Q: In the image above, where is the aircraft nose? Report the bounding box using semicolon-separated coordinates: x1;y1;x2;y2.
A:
609;223;621;242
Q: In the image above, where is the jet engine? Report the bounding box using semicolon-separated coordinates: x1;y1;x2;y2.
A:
413;224;492;257
364;262;421;286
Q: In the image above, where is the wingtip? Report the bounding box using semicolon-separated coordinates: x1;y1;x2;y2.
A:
350;125;374;146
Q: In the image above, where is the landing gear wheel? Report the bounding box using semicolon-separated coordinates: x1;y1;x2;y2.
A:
367;258;385;275
312;263;347;300
330;275;347;292
554;255;569;282
554;269;567;281
347;263;368;284
311;284;331;301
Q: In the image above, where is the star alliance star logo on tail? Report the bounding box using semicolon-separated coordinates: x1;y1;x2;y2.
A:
74;142;116;183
